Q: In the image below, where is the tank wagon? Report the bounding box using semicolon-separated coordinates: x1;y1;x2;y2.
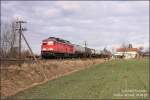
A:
73;45;85;58
41;37;111;59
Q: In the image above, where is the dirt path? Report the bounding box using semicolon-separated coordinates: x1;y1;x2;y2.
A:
1;58;106;97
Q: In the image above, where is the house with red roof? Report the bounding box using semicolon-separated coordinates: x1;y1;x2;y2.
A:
114;45;139;59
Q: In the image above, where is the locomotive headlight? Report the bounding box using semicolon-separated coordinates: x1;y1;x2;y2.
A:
47;41;54;45
42;48;46;51
49;48;53;51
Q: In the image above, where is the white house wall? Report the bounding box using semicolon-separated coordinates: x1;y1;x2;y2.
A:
114;51;138;59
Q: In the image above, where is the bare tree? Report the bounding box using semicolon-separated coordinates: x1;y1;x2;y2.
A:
1;20;33;60
120;43;128;58
144;47;150;57
138;46;144;56
1;21;19;59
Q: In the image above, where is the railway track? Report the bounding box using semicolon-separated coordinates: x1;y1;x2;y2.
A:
1;58;36;68
1;57;110;69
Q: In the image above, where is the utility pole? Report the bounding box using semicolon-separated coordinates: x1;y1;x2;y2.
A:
19;22;22;60
16;18;27;66
84;41;87;57
15;18;47;80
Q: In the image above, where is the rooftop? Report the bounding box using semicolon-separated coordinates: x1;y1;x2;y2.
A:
116;48;139;52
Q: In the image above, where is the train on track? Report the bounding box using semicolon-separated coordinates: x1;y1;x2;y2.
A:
41;37;111;59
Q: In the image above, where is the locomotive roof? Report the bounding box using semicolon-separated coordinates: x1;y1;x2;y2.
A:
48;37;71;44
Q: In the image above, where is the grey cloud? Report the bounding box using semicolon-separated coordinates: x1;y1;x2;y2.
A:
1;1;149;54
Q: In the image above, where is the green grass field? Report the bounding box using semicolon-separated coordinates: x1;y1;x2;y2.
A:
12;58;149;99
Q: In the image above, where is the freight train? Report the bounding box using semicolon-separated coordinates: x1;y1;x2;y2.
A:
41;37;111;59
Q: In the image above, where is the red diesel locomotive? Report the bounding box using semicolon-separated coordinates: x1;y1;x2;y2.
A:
41;37;112;59
41;37;74;58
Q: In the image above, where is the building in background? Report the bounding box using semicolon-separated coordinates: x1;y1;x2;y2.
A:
113;44;139;59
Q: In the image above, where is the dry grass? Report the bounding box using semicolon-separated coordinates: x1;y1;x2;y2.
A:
1;58;105;97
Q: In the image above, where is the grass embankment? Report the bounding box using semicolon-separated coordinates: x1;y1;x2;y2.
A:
12;58;149;99
1;59;104;97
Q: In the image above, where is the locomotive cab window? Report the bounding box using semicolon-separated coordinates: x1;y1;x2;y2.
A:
42;42;47;45
47;41;54;45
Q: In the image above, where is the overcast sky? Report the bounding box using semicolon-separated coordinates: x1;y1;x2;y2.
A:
1;1;149;54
